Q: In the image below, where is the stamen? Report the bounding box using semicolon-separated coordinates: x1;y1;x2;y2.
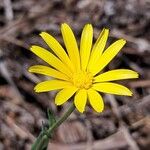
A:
72;71;93;89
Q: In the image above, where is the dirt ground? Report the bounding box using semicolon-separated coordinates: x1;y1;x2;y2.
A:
0;0;150;150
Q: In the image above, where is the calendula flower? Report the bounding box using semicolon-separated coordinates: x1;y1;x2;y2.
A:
29;23;138;113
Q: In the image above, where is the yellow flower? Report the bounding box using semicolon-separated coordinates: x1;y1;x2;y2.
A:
28;23;139;113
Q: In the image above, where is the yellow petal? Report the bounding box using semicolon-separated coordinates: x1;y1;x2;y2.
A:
61;23;80;71
74;89;87;113
90;39;126;75
30;46;72;76
28;65;69;81
40;32;74;72
55;86;78;105
34;80;71;93
94;69;139;82
87;89;104;112
80;24;93;71
88;28;109;72
93;82;132;96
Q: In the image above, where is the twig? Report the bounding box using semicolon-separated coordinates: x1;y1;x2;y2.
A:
85;118;93;150
106;94;140;150
3;0;14;22
0;49;24;104
68;95;150;123
47;130;129;150
5;115;35;142
111;29;150;53
120;125;140;150
129;80;150;88
131;116;150;129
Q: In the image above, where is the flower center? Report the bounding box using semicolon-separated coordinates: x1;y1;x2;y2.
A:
72;71;93;89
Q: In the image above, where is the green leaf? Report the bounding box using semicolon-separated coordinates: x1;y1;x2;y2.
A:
47;109;56;127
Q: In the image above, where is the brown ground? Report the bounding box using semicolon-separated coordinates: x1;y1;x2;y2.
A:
0;0;150;150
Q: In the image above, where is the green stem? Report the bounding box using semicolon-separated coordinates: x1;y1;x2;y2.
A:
32;103;75;150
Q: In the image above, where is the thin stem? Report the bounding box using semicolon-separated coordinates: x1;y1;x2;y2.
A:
32;103;75;150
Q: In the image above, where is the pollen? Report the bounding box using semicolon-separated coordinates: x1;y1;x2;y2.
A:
72;71;93;89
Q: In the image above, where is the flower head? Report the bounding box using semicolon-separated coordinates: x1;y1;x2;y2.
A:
29;23;139;113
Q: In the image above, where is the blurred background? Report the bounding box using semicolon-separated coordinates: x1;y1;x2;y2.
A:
0;0;150;149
